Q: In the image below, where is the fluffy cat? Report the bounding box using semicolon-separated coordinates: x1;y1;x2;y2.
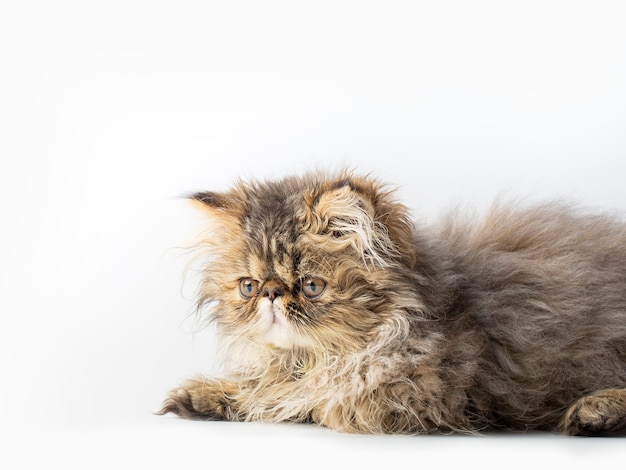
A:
159;170;626;435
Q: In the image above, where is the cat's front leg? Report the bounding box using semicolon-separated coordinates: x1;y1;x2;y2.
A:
159;378;244;421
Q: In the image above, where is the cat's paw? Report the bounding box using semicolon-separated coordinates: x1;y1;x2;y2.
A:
562;389;626;436
158;379;238;421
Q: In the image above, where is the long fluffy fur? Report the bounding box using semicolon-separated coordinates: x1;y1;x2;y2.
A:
160;170;626;435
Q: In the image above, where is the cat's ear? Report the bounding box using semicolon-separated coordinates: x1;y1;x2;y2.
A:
189;190;245;222
308;178;417;268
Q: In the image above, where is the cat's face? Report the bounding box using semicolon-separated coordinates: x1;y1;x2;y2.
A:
192;172;416;352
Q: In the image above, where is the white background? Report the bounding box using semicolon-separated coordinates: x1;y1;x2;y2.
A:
2;1;626;467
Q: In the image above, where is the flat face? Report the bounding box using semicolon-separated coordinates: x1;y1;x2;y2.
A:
194;173;413;352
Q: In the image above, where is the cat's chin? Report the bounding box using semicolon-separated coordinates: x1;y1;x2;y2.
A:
264;325;295;349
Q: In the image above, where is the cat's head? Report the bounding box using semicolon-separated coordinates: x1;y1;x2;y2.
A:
190;171;418;353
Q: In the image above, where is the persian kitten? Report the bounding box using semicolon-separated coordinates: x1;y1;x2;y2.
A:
160;171;626;435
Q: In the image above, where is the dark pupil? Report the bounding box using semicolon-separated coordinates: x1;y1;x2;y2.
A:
245;282;253;293
308;281;317;292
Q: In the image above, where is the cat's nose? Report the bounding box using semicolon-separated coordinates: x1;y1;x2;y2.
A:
262;285;283;302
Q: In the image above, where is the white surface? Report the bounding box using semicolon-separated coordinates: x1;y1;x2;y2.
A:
2;1;626;467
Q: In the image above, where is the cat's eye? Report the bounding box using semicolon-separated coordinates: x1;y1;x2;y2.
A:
300;277;327;300
239;278;260;299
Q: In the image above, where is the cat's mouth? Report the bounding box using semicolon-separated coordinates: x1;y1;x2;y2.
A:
258;300;296;348
269;304;287;326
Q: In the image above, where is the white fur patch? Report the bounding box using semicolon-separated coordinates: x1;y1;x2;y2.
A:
256;298;313;349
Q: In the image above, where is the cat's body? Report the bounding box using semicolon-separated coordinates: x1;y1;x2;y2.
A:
160;171;626;435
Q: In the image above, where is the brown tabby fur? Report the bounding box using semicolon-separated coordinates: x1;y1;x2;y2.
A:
160;170;626;435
